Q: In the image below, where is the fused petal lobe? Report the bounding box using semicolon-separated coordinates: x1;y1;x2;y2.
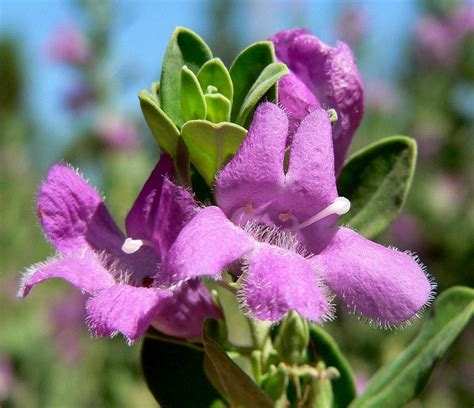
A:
19;247;115;297
125;154;174;249
37;164;124;253
242;244;331;322
157;206;255;286
86;284;172;341
216;103;288;217
312;227;434;325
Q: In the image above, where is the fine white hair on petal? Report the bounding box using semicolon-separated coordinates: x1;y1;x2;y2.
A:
235;252;335;326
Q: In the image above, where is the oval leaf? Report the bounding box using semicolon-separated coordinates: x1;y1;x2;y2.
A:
197;58;233;101
181;65;207;121
351;286;474;408
141;332;222;407
181;120;247;185
236;62;288;126
205;93;231;123
160;27;212;127
337;136;417;239
139;89;180;157
230;41;277;122
308;325;357;408
203;319;274;408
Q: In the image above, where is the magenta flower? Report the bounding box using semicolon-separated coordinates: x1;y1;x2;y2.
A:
96;114;139;150
270;29;364;173
46;24;91;65
158;103;434;326
18;156;220;341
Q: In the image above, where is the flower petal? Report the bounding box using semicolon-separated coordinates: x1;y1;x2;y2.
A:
278;72;320;135
125;155;174;248
272;30;364;173
151;178;197;257
157;206;255;286
285;108;339;252
241;244;332;322
37;163;124;253
86;284;172;342
18;248;115;297
312;227;434;325
216;103;287;218
270;28;310;62
152;279;222;339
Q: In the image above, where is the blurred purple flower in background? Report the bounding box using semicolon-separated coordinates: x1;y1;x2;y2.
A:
50;291;87;364
63;83;95;113
0;355;15;403
365;79;400;113
336;5;368;49
390;214;424;253
415;4;474;67
46;24;91;65
96;114;139;150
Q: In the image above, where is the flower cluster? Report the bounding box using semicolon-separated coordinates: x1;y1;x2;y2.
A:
19;28;435;343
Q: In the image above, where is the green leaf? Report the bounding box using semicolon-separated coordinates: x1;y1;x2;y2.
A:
160;27;212;127
308;325;357;408
141;332;222;407
236;62;288;126
151;81;160;102
351;286;474;408
197;58;233;101
337;136;417;239
205;93;231;123
203;319;274;407
230;41;280;123
181;65;207;121
181;120;247;185
139;89;180;156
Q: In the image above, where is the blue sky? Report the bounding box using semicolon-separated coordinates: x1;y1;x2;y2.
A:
0;0;419;140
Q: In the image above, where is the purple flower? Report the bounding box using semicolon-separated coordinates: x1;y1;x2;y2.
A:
18;155;220;341
157;103;434;326
63;83;95;112
96;114;140;150
415;4;474;67
270;29;364;173
46;24;91;65
336;5;368;49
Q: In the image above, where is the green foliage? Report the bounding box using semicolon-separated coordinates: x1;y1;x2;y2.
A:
181;120;246;185
160;27;213;127
139;89;180;156
141;332;221;407
308;325;357;408
229;41;283;123
180;65;207;121
197;58;233;101
351;286;474;408
235;62;288;126
338;136;417;238
274;311;310;365
205;93;231;123
203;319;274;407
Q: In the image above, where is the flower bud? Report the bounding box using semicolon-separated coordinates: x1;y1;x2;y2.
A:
274;310;309;365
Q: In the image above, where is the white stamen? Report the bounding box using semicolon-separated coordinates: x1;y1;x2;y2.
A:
291;197;351;231
121;238;144;254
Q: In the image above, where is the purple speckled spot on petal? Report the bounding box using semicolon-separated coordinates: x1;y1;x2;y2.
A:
242;243;331;322
313;227;434;325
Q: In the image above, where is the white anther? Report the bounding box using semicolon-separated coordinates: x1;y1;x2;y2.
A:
291;197;351;231
121;238;144;254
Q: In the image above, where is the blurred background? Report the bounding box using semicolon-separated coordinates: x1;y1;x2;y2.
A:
1;0;473;406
